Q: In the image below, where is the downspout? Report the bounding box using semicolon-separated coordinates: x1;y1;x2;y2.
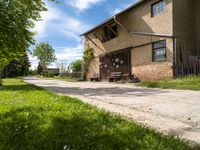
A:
173;37;177;77
114;15;129;33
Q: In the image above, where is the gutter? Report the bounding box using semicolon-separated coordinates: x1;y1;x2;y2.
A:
130;32;174;38
173;37;177;77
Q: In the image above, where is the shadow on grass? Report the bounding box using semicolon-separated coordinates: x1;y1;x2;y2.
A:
0;106;199;150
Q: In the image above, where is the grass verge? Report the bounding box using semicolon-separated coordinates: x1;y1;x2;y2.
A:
0;79;199;149
139;76;200;91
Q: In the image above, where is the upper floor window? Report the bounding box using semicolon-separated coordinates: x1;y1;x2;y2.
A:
153;40;167;61
151;0;166;17
103;23;118;42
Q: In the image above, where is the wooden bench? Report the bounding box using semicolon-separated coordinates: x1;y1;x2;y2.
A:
109;72;122;82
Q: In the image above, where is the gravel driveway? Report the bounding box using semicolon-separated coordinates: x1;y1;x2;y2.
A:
24;77;200;144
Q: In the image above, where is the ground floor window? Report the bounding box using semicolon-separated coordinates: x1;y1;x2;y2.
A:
153;40;167;61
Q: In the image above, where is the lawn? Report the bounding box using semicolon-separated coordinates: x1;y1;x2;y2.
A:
0;79;199;150
139;76;200;91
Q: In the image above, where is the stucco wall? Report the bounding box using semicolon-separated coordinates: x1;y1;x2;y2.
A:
124;0;173;35
195;0;200;46
86;57;100;79
85;0;174;80
173;0;196;61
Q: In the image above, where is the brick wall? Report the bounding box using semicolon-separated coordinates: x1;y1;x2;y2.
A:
132;62;173;80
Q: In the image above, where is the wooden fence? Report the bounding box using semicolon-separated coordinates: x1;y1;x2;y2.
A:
174;62;200;77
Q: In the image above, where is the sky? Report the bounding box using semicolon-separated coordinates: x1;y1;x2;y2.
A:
30;0;138;69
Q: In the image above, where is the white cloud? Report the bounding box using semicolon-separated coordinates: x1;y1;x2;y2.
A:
60;17;90;42
55;44;83;61
112;8;122;15
110;0;139;16
34;3;90;41
67;0;105;11
34;6;59;38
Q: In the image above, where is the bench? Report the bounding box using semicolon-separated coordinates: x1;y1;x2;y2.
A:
109;72;122;82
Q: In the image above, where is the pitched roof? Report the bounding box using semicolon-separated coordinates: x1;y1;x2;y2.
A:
81;0;145;36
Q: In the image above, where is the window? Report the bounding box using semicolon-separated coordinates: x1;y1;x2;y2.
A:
153;40;167;61
103;23;118;42
151;0;166;17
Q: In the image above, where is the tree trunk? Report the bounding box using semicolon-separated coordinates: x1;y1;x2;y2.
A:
0;72;2;85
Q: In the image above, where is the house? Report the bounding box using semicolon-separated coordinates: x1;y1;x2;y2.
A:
81;0;200;81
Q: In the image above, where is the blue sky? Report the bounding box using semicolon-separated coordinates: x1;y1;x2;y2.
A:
30;0;138;69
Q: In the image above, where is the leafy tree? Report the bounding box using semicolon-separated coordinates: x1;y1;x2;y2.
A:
29;69;37;76
32;42;57;69
20;53;31;76
70;60;83;73
0;0;50;85
3;53;31;77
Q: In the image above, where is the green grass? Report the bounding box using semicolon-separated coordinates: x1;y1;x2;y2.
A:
139;76;200;91
0;79;199;150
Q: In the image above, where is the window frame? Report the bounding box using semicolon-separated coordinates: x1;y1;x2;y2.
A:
151;0;166;17
152;40;167;62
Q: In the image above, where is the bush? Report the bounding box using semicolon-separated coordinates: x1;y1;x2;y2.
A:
29;70;37;76
43;72;54;78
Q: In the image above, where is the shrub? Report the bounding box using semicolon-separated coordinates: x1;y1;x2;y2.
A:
43;72;54;78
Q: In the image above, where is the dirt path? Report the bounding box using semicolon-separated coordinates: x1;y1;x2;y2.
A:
24;77;200;144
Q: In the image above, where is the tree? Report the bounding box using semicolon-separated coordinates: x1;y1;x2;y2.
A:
0;0;49;85
70;60;83;73
3;53;31;77
32;42;57;69
20;53;31;76
56;60;68;73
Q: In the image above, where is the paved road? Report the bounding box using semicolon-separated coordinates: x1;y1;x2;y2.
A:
25;77;200;144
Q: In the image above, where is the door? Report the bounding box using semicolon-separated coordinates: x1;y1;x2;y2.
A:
100;48;132;80
100;56;110;80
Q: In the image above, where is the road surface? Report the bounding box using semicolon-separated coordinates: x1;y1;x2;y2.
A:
24;77;200;144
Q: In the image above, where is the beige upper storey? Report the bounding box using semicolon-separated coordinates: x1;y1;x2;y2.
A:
173;0;200;57
195;0;200;47
173;0;194;55
84;0;173;58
